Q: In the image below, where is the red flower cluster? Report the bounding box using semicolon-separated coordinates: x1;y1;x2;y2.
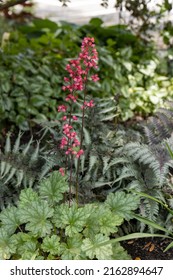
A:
82;100;95;109
58;105;67;112
59;167;65;176
58;37;99;176
62;37;99;99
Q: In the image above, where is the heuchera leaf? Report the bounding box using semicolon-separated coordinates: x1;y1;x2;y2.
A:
10;232;38;259
41;235;61;256
83;204;123;238
39;171;69;204
18;188;40;209
105;192;140;220
98;208;123;235
20;241;38;260
81;233;113;260
18;201;54;237
60;234;84;260
0;206;20;235
53;203;89;237
82;204;100;237
112;242;131;260
0;228;16;260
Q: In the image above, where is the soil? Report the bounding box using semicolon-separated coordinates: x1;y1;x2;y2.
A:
122;238;173;260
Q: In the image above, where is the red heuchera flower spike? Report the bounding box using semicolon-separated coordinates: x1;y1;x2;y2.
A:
59;37;99;176
62;37;99;97
59;167;65;176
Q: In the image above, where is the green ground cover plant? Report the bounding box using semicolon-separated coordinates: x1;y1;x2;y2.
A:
0;170;168;260
0;171;138;260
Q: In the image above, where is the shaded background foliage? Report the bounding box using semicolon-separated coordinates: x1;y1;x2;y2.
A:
0;11;173;130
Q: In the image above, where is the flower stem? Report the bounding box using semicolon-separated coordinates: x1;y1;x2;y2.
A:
75;82;87;204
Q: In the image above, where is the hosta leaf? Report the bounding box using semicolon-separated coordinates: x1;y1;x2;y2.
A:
81;234;112;260
53;203;89;237
0;228;16;260
39;171;68;204
60;234;83;260
41;235;60;256
105;192;139;220
0;206;20;235
18;201;54;237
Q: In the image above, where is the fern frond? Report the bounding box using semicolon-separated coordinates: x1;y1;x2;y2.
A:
102;156;110;175
0;132;51;209
106;157;129;171
83;128;91;146
89;152;98;172
22;136;33;156
30;141;40;163
5;132;12;153
100;114;118;121
12;131;23;153
145;103;173;145
143;198;160;233
98;106;115;115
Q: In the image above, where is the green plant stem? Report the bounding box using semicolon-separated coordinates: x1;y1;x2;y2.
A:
18;225;23;232
75;82;88;205
64;101;73;205
65;101;73;170
68;154;73;207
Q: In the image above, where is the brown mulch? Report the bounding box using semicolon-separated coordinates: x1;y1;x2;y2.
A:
121;238;173;260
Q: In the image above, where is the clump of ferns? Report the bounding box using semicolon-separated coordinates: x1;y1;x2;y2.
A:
0;131;53;209
144;100;173;146
110;119;173;232
143;100;173;196
71;97;126;200
37;97;125;202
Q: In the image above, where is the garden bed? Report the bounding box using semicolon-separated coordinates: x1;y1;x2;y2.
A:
1;5;173;260
122;238;173;260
